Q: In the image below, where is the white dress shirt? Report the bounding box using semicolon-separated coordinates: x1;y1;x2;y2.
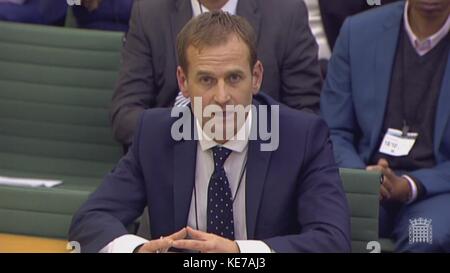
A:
303;0;331;60
404;1;450;56
191;0;238;16
101;110;270;253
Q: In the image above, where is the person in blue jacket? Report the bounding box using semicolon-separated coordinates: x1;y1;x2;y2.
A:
321;0;450;252
0;0;67;25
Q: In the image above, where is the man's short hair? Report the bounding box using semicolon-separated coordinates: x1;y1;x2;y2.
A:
176;10;258;73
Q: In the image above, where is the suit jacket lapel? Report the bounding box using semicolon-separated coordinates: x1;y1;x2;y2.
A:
434;53;450;159
173;107;197;231
236;0;261;43
170;0;193;65
245;100;272;239
370;5;403;155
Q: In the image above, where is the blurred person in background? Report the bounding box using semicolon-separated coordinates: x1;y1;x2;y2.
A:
306;0;402;76
73;0;133;31
0;0;67;25
321;0;450;252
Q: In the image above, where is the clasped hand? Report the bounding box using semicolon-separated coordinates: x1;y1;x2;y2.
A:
136;226;239;253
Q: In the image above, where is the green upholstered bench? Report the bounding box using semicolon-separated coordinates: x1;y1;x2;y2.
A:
0;21;123;239
340;168;397;253
64;6;78;28
379;238;396;253
340;168;380;253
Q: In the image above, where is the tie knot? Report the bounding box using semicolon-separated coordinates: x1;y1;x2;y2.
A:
211;146;232;169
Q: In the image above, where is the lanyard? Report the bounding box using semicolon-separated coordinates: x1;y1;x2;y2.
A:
400;29;430;137
197;0;204;14
193;156;248;231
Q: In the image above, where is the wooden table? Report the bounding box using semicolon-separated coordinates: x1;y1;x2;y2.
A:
0;233;69;253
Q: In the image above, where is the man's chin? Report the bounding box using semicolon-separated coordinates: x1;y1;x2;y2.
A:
201;111;248;142
210;125;237;142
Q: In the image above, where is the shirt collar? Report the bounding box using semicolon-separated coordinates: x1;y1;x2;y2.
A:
195;108;252;153
404;1;450;56
191;0;238;17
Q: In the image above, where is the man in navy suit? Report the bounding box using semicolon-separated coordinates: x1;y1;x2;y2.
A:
69;11;350;253
321;0;450;252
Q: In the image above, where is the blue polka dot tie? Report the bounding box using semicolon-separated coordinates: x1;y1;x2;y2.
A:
207;146;235;240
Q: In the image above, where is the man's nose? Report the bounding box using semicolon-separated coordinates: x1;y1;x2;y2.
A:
213;80;231;106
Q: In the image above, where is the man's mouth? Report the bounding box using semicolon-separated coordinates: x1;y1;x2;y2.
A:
213;111;235;120
417;1;443;11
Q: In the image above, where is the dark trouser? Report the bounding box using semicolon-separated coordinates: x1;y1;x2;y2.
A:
379;193;450;252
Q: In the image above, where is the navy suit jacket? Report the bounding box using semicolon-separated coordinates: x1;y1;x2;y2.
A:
69;93;350;253
321;2;450;196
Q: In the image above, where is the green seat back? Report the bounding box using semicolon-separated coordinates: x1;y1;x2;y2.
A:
340;168;380;253
0;21;124;238
64;6;78;28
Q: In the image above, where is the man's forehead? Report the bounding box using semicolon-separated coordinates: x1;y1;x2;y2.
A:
188;43;248;58
187;35;249;57
194;68;246;76
189;59;248;76
186;42;250;73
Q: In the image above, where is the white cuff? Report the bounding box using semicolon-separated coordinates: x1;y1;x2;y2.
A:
99;234;149;253
235;240;271;253
402;175;418;204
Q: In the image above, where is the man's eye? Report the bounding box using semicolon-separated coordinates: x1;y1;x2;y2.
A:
229;74;242;84
200;77;213;85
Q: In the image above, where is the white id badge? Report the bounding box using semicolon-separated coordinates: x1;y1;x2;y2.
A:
379;128;418;157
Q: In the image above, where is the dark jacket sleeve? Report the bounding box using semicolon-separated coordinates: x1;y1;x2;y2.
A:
110;0;156;146
320;18;366;169
68;114;147;253
279;0;322;114
264;117;351;252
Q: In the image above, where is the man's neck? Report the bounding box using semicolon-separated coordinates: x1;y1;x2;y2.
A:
198;0;229;11
408;5;450;40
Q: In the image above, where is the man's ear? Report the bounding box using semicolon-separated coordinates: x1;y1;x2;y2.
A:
251;60;263;95
177;66;190;98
